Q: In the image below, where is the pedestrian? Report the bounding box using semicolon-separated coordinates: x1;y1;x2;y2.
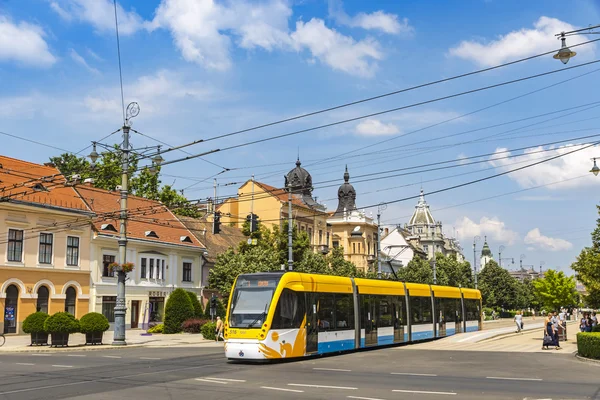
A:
592;312;598;327
514;311;523;333
581;313;589;332
542;314;555;350
551;311;561;350
215;316;224;342
532;309;536;320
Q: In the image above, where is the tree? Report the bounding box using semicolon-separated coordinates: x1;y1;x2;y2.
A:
532;269;578;311
329;246;361;277
400;255;433;284
571;206;600;308
295;251;330;275
477;260;520;309
49;153;91;181
186;291;204;319
164;288;194;334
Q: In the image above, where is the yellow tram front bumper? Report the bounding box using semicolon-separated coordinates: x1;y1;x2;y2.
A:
224;339;265;360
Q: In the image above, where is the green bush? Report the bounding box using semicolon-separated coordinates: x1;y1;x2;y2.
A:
182;318;209;333
577;332;600;359
164;288;194;334
44;312;80;334
216;298;226;318
147;323;164;334
79;312;110;333
22;312;49;334
592;325;600;333
201;322;216;340
187;292;204;319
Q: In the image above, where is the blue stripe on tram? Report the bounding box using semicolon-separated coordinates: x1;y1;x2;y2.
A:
377;335;394;345
411;330;434;340
466;325;479;332
318;339;355;354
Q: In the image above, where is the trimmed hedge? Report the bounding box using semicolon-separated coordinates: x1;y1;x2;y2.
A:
164;288;194;334
182;318;209;333
187;292;204;319
22;312;49;334
79;312;110;333
592;325;600;333
201;322;217;341
577;332;600;359
44;312;80;334
148;323;163;334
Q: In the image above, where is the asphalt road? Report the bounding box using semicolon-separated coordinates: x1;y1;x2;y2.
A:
0;344;598;400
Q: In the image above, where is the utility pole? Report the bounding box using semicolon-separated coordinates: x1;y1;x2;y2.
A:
432;252;437;285
499;245;505;267
377;203;386;279
473;236;480;289
251;174;254;215
520;254;526;269
288;183;293;270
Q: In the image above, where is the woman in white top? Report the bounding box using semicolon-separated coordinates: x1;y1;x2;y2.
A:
514;311;523;333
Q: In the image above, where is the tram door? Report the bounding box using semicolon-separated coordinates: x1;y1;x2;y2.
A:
392;298;404;343
306;293;318;354
455;298;463;334
361;295;377;346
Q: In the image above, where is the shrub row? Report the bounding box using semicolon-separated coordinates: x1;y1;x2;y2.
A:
22;312;109;334
162;289;226;334
577;332;600;360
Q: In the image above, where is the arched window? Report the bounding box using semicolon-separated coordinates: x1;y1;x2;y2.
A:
37;286;49;313
65;287;76;315
4;284;19;334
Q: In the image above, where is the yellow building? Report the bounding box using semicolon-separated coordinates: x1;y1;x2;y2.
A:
218;159;330;253
0;156;93;334
327;167;378;273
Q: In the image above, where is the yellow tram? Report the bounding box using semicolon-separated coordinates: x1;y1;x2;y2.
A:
224;271;482;361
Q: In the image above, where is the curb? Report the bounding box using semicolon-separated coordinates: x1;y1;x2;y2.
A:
575;353;600;365
479;321;576;343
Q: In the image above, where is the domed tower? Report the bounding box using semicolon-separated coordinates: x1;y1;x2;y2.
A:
480;236;493;269
334;166;357;216
284;158;320;208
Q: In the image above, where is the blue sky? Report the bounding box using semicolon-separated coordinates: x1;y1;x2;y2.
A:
2;0;600;274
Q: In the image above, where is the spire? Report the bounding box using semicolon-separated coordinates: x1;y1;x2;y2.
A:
408;188;436;226
344;165;349;183
419;188;425;205
334;166;357;216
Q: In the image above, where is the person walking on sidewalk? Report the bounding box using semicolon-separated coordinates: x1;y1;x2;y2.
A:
514;311;523;333
215;316;224;342
551;311;562;350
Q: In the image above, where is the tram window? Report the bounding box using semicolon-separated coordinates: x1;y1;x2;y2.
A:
317;294;335;330
378;297;393;328
272;289;305;329
393;296;405;326
410;296;433;324
335;294;354;329
464;299;480;321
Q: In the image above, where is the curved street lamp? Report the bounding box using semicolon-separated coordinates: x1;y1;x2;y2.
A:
590;158;599;176
553;33;577;64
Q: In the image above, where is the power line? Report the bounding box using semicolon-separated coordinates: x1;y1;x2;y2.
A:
0;131;73;153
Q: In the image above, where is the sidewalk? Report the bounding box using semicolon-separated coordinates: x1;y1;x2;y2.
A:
440;320;576;344
0;330;223;353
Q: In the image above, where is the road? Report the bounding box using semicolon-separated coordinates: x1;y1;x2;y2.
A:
0;338;597;400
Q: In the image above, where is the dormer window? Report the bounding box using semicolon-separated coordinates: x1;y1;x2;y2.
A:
101;224;117;232
145;231;159;238
33;183;47;192
180;236;193;243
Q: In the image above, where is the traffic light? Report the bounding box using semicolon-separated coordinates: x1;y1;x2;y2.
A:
246;213;258;233
210;297;217;308
212;211;221;234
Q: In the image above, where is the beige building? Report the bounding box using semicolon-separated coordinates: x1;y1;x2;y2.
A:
0;155;93;334
218;159;330;253
327;167;378;273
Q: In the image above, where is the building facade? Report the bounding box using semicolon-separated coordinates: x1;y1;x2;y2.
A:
327;167;378;272
404;189;464;261
0;156;93;334
380;227;427;273
75;185;205;329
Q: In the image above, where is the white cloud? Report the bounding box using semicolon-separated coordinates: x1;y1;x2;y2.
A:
487;143;598;189
0;16;56;67
150;0;383;77
355;119;400;136
86;48;104;61
524;228;573;251
328;0;412;35
449;16;595;67
69;48;100;74
455;216;519;245
0;95;40;118
50;0;143;35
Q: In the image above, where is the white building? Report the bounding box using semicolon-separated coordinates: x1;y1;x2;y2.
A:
380;227;427;274
76;185;206;329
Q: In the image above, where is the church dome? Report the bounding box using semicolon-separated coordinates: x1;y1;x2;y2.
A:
481;238;492;257
285;158;312;194
408;189;436;226
334;166;357;216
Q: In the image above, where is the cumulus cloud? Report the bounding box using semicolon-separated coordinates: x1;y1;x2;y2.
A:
328;0;412;35
487;143;597;189
50;0;143;35
524;228;573;251
0;16;56;67
449;16;595;67
355;119;400;136
69;48;100;74
149;0;383;77
455;216;519;245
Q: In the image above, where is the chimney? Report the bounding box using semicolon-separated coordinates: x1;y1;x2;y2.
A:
384;227;389;236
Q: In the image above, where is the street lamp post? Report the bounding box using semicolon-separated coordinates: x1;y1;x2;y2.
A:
499;245;505;267
520;254;526;269
473;236;480;289
287;183;293;271
377;203;387;279
553;24;600;65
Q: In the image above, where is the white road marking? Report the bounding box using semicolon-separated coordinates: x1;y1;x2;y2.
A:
103;355;121;359
288;384;357;390
202;377;246;382
348;396;386;400
393;389;457;395
31;354;51;356
16;363;35;366
261;386;305;393
313;367;352;372
457;332;487;342
67;355;86;357
195;379;228;384
391;372;437;377
52;365;73;368
486;377;543;381
140;357;161;360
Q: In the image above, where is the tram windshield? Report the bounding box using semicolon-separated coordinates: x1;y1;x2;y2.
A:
229;274;281;328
